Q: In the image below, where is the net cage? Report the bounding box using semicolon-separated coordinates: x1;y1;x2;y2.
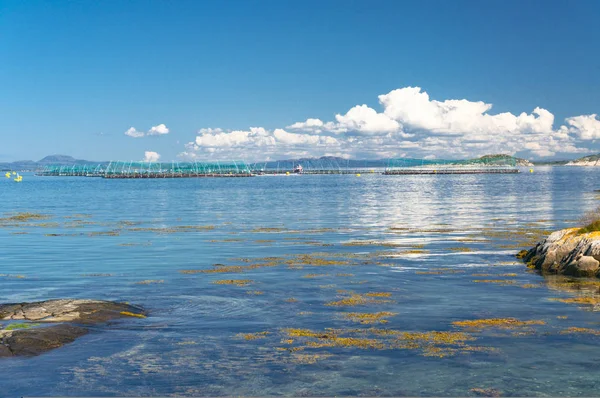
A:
249;158;386;174
39;161;252;177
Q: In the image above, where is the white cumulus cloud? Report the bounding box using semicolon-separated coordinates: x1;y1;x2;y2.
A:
180;86;598;160
287;118;325;133
143;151;161;162
564;114;600;140
273;128;338;145
334;105;401;135
124;124;170;138
124;127;145;138
179;127;341;161
147;124;170;135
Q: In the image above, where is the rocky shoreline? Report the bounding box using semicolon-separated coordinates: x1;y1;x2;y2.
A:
520;228;600;277
0;299;146;357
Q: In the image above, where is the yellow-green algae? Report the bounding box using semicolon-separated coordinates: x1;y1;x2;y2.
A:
341;241;421;248
520;283;543;289
560;327;600;335
118;242;152;247
516;250;528;259
470;387;502;397
135;280;164;285
400;249;429;255
237;331;270;340
303;273;329;278
365;292;392;297
430;268;466;274
180;260;279;274
448;247;474;252
325;292;393;307
213;279;253;287
250;227;287;233
209;238;244;243
89;230;121;237
318;284;336;289
4;322;40;331
128;225;215;234
452;318;545;330
343;311;397;324
271;327;493;358
120;311;146;318
549;296;600;305
292;254;349;266
289;353;332;364
2;212;50;222
472;279;516;285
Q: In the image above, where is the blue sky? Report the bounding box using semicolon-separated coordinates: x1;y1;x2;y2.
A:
1;0;599;162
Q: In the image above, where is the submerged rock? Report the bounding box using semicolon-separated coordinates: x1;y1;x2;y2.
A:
522;228;600;277
0;299;145;358
0;324;88;357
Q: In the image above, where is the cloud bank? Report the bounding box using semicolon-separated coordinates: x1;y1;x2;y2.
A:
179;87;599;161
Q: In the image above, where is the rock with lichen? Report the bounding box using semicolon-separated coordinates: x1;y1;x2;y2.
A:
0;299;145;323
0;299;145;358
522;228;600;277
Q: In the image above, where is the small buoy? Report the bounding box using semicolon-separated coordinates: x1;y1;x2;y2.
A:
286;172;290;175
356;174;361;177
12;172;16;175
5;172;10;178
530;169;534;173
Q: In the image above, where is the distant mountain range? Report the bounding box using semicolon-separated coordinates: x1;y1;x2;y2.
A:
3;153;599;171
0;155;104;171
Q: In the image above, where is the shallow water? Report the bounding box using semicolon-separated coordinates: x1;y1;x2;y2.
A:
2;167;600;396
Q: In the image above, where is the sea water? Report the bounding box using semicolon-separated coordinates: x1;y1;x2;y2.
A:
1;167;600;396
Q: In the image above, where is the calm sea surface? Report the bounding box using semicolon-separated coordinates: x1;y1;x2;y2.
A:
2;167;600;397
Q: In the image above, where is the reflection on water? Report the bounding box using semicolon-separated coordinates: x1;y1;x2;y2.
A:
1;167;600;396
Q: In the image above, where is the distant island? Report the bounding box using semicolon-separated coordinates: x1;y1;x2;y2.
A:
477;154;532;167
5;153;600;171
565;154;600;166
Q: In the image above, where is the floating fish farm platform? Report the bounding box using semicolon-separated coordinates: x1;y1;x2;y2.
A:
38;161;254;178
384;168;519;175
36;156;521;178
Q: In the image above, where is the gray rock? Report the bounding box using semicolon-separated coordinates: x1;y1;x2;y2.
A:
0;299;145;324
0;344;12;357
0;299;146;359
566;256;600;277
2;324;88;357
522;228;600;277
